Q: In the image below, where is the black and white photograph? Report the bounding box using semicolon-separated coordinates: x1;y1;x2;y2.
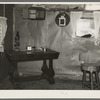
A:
1;2;100;96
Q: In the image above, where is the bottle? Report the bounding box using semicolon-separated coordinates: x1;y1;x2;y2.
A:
15;31;20;42
14;31;20;51
27;33;32;50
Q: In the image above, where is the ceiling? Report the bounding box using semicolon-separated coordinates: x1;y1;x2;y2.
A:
15;4;84;11
15;4;100;11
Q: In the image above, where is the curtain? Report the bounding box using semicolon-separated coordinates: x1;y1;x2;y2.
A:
0;17;7;52
93;11;100;39
70;11;82;38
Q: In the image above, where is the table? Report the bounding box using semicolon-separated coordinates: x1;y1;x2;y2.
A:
6;48;60;85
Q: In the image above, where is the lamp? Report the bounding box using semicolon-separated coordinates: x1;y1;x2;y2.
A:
28;6;46;20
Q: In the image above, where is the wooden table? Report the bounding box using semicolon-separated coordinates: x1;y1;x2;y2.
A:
6;48;60;85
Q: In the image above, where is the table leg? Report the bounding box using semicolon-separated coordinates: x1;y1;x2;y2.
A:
48;59;55;84
41;60;49;79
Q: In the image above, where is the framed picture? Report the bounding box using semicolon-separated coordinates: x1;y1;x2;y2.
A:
59;15;66;26
55;12;70;27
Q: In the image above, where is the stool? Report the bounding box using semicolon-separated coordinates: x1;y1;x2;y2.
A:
81;63;100;90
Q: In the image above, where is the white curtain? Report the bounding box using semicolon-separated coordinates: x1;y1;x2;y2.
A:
0;17;7;52
93;11;100;39
70;11;82;38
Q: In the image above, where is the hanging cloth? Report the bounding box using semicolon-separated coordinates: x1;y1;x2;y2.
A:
0;17;9;81
0;17;7;52
93;11;100;39
70;11;82;38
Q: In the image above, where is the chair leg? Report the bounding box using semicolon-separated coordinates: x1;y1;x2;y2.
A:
82;71;86;88
90;71;93;90
95;72;99;89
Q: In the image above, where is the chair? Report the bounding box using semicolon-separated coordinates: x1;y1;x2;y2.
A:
81;63;100;90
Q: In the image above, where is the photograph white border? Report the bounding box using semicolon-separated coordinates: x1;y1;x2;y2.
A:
0;1;100;99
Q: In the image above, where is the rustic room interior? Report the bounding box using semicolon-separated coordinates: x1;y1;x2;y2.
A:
0;3;100;90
